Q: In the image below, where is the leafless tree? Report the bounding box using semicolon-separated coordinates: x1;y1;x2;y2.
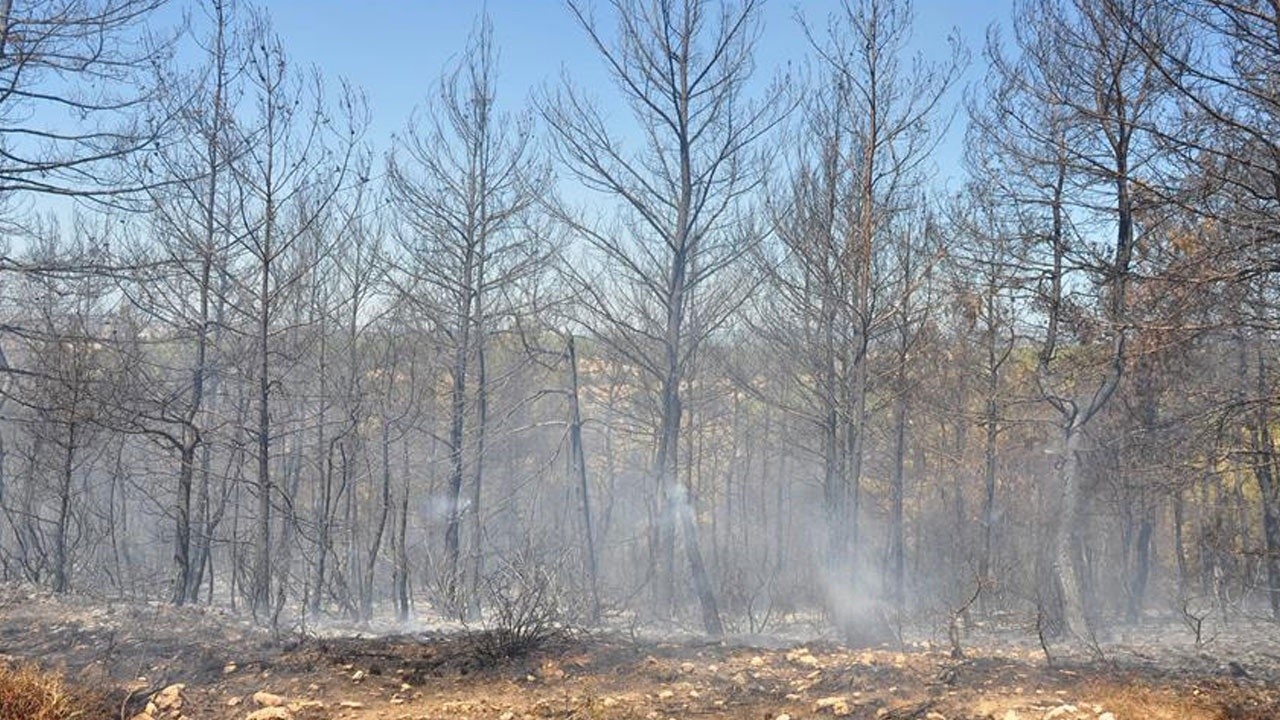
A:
752;0;961;640
223;8;365;621
542;0;785;636
113;0;247;605
386;15;548;620
1;227;122;593
943;185;1023;616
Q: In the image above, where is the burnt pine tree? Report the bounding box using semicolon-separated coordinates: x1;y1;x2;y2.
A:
543;0;785;636
386;15;547;619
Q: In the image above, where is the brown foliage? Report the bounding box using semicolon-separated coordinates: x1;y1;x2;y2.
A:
0;664;101;720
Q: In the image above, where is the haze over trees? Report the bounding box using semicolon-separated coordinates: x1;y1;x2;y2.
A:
0;0;1278;650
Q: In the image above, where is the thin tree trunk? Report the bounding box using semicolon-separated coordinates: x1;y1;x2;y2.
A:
53;420;76;594
887;376;907;615
310;323;329;616
1174;489;1188;595
253;265;272;620
979;307;1001;616
679;494;721;635
567;334;600;623
271;431;304;628
189;439;213;601
821;328;845;574
465;331;486;621
1127;510;1153;623
847;352;869;559
191;270;231;604
363;417;393;622
173;442;196;604
443;328;469;617
394;438;411;621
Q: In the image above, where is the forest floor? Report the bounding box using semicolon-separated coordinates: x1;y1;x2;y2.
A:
0;586;1276;720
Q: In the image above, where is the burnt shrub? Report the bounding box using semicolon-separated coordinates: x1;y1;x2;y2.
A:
0;664;104;720
469;550;575;661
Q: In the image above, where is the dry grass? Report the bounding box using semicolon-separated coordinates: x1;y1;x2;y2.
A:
0;664;99;720
967;679;1228;720
1089;683;1217;720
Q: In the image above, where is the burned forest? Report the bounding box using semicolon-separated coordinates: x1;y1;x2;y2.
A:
0;0;1277;719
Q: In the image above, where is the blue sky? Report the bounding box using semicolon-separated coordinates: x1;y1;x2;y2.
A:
258;1;1010;187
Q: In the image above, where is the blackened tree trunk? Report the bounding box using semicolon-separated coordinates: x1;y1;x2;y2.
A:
566;334;601;623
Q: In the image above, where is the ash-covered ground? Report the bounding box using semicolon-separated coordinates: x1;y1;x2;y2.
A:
0;585;1275;720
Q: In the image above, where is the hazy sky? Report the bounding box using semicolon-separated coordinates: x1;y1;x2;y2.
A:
258;0;1010;188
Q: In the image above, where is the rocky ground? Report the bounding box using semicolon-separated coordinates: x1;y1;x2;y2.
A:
0;586;1275;720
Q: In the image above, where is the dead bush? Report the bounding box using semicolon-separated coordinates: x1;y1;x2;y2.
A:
0;664;101;720
469;552;573;661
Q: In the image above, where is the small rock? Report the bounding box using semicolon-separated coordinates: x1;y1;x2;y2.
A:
926;713;947;720
815;696;852;716
1002;711;1020;720
245;709;290;720
658;689;675;700
749;656;765;667
153;683;185;712
350;670;365;682
223;663;238;674
786;648;821;668
226;697;241;707
128;713;152;720
1044;705;1079;720
680;662;695;673
602;697;618;708
253;691;287;708
338;700;365;709
500;712;515;720
777;714;792;720
1098;714;1116;720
